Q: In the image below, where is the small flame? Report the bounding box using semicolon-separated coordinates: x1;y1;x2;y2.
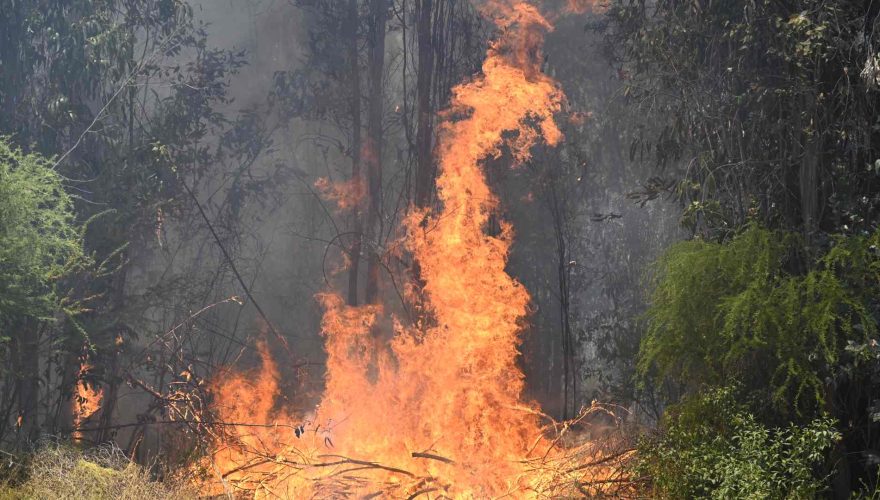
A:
204;339;288;487
564;0;600;15
73;361;103;441
314;176;365;212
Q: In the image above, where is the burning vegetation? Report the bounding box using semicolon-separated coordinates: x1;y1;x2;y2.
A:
7;0;880;496
72;358;104;442
200;0;633;496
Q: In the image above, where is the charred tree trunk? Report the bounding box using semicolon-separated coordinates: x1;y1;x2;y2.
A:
54;344;78;437
95;358;117;444
414;0;435;208
346;0;364;307
0;3;26;135
364;0;387;304
800;136;819;240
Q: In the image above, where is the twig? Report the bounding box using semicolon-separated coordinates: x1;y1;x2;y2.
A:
181;179;294;358
315;455;415;477
563;448;636;473
53;27;185;170
407;487;439;499
411;452;455;464
72;419;305;433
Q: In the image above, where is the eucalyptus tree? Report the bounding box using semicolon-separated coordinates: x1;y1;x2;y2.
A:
606;0;880;241
0;0;283;450
604;0;880;493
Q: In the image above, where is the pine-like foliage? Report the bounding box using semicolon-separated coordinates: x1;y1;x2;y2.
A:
0;139;81;325
639;225;880;412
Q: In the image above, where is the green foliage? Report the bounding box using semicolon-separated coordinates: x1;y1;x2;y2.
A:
634;387;840;499
639;224;879;412
606;0;880;236
0;139;82;324
605;0;880;493
0;1;192;152
853;468;880;499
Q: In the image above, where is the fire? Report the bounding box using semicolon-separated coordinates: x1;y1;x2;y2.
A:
314;176;365;211
202;339;296;492
73;360;103;441
310;2;564;494
564;0;601;15
203;0;627;497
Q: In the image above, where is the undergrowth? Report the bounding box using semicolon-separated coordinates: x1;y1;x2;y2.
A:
0;443;194;500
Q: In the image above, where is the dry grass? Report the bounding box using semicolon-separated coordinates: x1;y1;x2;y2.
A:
0;443;196;500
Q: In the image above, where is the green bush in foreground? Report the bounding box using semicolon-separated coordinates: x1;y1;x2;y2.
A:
639;224;880;414
0;444;194;500
634;388;840;499
0;138;83;322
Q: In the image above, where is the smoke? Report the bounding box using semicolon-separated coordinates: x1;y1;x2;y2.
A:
117;0;680;489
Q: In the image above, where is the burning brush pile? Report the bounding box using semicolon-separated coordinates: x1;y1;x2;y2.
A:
197;0;635;497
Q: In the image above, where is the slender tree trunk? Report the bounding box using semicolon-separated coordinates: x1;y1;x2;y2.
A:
800;109;820;244
364;0;387;304
0;3;24;132
414;0;435;208
346;0;364;307
12;318;40;449
550;184;575;419
55;345;78;436
96;355;118;444
96;259;128;444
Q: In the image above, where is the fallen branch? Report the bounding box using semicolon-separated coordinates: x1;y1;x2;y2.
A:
406;487;439;499
315;455;415;478
563;447;636;473
411;452;454;464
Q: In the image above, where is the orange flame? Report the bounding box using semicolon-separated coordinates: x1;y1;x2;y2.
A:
73;361;103;441
204;339;291;489
564;0;602;15
203;1;620;496
314;176;365;212
307;1;565;494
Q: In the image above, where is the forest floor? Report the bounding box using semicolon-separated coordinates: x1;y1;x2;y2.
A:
0;445;194;500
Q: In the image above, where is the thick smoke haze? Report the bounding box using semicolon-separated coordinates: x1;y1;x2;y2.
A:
180;0;682;417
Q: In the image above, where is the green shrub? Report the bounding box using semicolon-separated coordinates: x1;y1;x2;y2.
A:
634;388;840;499
639;224;880;412
0;139;83;323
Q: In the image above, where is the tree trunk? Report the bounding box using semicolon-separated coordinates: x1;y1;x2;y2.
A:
550;185;575;419
364;0;387;304
11;318;40;449
414;0;435;208
0;3;25;133
55;346;78;437
96;352;118;444
799;93;821;248
99;246;134;443
346;0;364;307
